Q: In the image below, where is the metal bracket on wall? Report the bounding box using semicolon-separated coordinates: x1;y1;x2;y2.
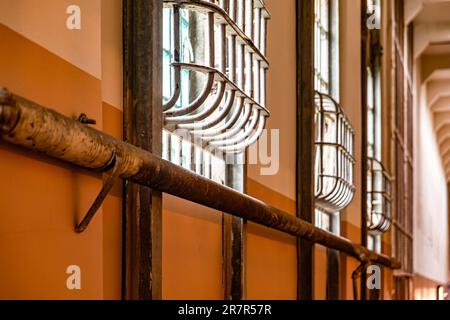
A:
75;155;121;233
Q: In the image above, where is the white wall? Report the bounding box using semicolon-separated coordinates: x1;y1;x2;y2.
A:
414;62;449;283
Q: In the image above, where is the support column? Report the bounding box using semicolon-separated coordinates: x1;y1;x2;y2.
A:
223;154;247;300
360;0;369;301
296;0;316;300
123;0;163;300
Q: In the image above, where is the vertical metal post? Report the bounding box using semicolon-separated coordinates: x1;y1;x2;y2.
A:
360;0;369;301
327;215;340;300
123;0;163;300
223;154;247;300
296;0;316;300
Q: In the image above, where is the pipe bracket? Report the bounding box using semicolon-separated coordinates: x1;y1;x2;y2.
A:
75;155;122;233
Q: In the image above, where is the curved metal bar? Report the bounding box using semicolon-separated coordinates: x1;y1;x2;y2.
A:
316;176;355;213
218;114;266;153
163;0;270;68
209;108;260;147
203;103;252;142
326;155;355;201
369;212;391;234
166;22;229;126
164;12;216;117
337;182;354;208
328;180;355;209
164;72;215;117
324;161;355;207
179;89;236;130
315;91;355;135
171;62;270;116
192;95;244;136
162;66;181;112
325;178;347;205
165;81;227;125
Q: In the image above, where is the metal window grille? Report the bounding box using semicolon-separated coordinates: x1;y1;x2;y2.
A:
162;0;270;183
313;0;345;232
365;12;389;250
367;158;392;234
314;92;356;214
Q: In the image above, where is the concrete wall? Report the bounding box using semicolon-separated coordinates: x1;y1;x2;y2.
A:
413;60;449;291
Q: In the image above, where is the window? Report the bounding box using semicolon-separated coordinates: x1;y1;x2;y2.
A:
314;0;339;99
163;8;191;109
314;0;350;233
314;0;330;94
162;0;270;185
364;0;391;253
391;0;414;299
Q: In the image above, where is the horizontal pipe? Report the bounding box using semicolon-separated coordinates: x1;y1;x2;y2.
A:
0;88;401;269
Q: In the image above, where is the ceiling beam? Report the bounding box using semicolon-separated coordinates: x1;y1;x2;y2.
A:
422;54;450;82
427;80;450;106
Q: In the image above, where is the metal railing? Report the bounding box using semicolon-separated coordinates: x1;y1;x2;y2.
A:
0;87;401;269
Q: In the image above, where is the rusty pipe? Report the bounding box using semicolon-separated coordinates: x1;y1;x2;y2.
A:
0;88;401;269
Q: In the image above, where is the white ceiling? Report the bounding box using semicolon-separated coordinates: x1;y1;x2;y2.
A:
414;1;450;24
413;0;450;180
422;43;450;55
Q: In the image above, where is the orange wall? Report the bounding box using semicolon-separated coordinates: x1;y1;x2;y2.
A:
246;179;297;300
0;0;124;300
162;196;223;300
101;0;123;300
0;21;104;299
245;0;298;300
0;0;102;79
